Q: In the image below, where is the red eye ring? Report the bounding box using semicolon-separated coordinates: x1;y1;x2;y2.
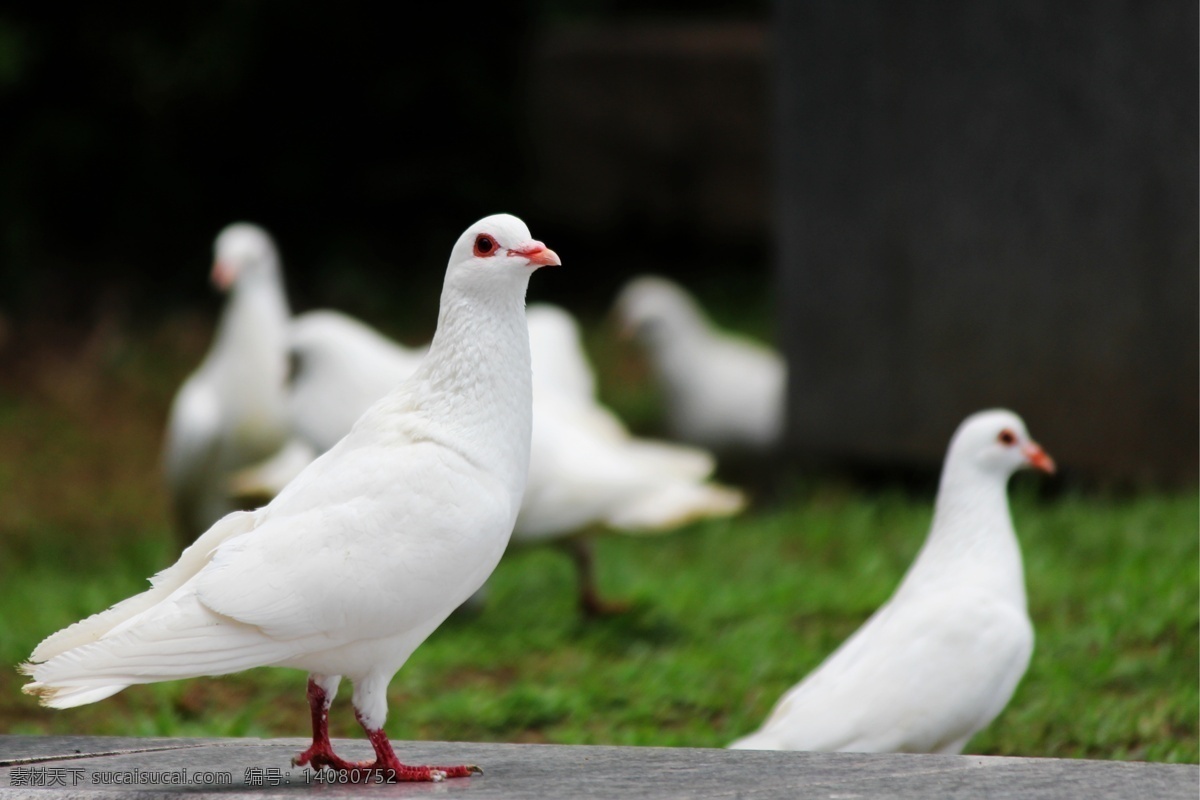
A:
997;429;1017;446
473;234;497;258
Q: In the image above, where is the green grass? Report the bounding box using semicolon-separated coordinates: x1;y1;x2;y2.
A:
0;320;1196;763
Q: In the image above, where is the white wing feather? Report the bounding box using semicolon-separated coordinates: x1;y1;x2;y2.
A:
30;510;257;663
730;591;1033;753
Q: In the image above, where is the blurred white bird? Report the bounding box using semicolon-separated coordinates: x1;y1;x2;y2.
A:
24;214;559;782
286;310;428;453
162;223;292;543
227;310;428;504
729;409;1054;754
614;275;786;452
515;304;745;615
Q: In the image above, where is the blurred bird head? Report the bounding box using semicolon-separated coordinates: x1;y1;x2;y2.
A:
613;275;705;346
947;409;1056;480
211;223;281;291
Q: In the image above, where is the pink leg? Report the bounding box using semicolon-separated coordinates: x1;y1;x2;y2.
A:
293;677;481;782
293;677;360;772
569;539;631;617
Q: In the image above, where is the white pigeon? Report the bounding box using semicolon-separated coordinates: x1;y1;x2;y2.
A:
23;214;560;782
512;304;746;614
162;223;293;542
614;275;787;452
729;409;1055;755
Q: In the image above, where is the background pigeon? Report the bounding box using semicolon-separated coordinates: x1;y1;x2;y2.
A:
161;223;292;543
614;274;786;453
729;409;1054;754
513;303;745;615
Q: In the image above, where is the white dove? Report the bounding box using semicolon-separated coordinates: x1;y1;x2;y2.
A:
515;304;745;615
729;409;1054;755
23;214;560;782
162;223;293;543
614;275;786;452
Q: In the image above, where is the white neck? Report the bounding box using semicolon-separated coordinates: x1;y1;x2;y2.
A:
207;269;291;409
896;463;1027;608
377;275;534;512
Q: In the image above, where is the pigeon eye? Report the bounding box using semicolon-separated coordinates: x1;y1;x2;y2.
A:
997;429;1017;446
473;234;497;257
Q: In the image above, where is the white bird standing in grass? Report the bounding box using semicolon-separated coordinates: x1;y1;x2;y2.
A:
162;223;292;543
23;214;560;782
614;275;786;453
515;304;745;615
729;409;1054;754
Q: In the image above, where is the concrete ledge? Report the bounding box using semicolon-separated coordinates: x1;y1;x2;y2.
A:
1;736;1196;798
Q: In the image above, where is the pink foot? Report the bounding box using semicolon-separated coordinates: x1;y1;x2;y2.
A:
291;681;482;784
359;715;482;782
295;734;479;783
292;739;361;773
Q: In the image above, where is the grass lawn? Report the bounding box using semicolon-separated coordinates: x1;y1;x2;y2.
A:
0;318;1196;763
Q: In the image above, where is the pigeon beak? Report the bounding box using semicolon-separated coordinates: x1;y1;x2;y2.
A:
508;242;561;268
211;260;236;290
1022;443;1056;475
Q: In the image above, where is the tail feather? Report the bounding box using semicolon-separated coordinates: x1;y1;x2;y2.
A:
31;511;256;663
20;678;127;710
608;482;746;532
623;440;715;481
23;593;296;709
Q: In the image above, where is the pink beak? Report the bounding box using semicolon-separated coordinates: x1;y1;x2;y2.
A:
507;241;561;267
1022;443;1057;475
211;260;236;290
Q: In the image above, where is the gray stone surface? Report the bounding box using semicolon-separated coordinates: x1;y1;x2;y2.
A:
775;0;1198;484
0;736;1196;799
0;738;227;765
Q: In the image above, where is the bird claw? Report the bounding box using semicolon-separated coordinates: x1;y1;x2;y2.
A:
294;759;477;783
291;744;361;774
428;764;482;779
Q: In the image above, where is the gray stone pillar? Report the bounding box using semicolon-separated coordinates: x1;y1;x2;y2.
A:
775;0;1198;483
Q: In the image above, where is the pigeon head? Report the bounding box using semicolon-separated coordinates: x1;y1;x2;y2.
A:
947;409;1056;480
211;223;280;291
443;214;560;294
614;275;704;345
